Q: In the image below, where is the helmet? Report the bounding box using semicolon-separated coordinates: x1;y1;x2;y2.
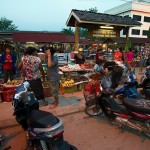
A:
101;76;112;94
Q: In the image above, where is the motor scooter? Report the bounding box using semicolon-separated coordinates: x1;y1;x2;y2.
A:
139;66;150;99
114;70;141;101
85;76;150;137
84;71;139;116
12;81;77;150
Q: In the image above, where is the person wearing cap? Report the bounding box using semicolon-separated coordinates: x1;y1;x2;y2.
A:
74;48;85;64
45;47;60;109
0;46;16;83
18;47;48;106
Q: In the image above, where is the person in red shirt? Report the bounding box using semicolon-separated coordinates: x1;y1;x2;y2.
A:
96;49;101;64
0;47;16;83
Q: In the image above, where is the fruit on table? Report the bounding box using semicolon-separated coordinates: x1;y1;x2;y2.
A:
72;76;89;83
6;80;21;86
61;79;75;87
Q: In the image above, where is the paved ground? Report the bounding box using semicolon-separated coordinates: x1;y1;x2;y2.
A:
1;112;150;150
0;67;147;149
0;67;145;129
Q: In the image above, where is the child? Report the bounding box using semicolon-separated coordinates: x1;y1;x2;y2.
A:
93;59;105;75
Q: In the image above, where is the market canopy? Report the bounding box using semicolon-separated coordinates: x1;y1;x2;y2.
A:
66;9;142;50
66;9;141;29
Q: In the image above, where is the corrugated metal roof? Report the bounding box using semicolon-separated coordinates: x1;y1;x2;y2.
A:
12;32;77;43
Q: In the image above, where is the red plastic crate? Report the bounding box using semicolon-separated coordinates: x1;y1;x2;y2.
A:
2;89;16;102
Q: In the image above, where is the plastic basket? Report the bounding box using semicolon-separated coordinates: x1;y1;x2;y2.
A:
64;85;78;93
2;89;16;102
83;91;97;106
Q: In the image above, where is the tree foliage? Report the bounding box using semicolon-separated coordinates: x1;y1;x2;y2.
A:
0;17;18;31
79;28;88;38
147;27;150;38
89;7;98;13
125;37;131;52
61;27;74;34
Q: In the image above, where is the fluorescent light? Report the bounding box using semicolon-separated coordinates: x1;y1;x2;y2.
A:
100;26;114;29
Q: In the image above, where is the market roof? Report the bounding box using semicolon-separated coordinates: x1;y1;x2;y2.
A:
103;37;150;44
12;32;79;43
66;9;142;28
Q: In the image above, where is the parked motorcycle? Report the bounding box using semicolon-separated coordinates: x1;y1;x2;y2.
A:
12;81;77;150
139;66;150;99
85;76;150;137
84;71;139;116
114;70;141;101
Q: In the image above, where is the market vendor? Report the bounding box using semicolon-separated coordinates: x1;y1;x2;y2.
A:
74;48;85;64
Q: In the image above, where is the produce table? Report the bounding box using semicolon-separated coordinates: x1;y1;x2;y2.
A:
58;63;101;94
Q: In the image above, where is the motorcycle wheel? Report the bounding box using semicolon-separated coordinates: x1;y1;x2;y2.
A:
84;104;103;116
143;120;150;138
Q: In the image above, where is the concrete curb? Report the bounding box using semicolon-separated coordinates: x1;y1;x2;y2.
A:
0;103;85;129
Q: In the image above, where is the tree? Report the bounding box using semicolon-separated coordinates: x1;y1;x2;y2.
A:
61;27;74;34
89;7;98;13
79;28;88;38
125;37;131;52
147;27;150;38
0;17;18;31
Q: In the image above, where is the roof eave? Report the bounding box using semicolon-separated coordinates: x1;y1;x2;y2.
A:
66;11;82;26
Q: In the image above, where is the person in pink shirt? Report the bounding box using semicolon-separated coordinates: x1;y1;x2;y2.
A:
126;48;134;72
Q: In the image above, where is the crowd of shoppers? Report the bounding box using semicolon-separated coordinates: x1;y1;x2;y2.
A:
0;44;150;109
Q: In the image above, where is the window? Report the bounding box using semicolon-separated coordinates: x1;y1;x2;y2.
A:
123;29;126;35
132;29;140;35
144;16;150;23
143;30;148;36
133;15;141;22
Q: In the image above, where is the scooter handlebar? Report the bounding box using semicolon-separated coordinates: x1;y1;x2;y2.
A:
14;81;30;99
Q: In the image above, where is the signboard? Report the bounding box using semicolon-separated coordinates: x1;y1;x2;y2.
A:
93;29;117;37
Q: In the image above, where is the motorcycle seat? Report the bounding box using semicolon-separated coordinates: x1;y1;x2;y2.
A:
28;109;59;128
122;98;150;114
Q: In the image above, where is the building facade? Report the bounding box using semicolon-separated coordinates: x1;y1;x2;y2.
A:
105;0;150;38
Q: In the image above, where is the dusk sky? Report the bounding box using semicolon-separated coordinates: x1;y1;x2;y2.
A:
0;0;126;32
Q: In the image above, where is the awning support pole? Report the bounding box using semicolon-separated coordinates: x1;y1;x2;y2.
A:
75;20;79;51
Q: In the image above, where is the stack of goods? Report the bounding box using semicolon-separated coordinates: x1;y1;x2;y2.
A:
60;64;81;71
5;80;21;86
89;73;101;81
61;78;75;87
1;80;21;102
83;81;101;105
72;76;89;84
80;62;94;70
